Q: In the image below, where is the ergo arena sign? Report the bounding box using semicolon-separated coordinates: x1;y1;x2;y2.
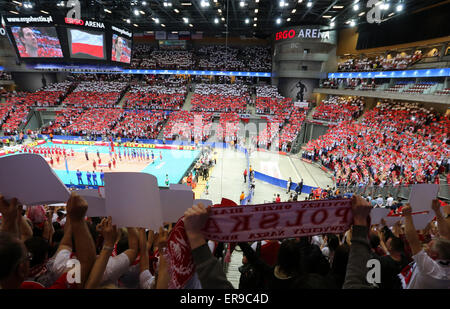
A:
65;17;105;29
275;28;330;41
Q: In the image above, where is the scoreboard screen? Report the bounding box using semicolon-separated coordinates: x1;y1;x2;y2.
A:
10;26;63;58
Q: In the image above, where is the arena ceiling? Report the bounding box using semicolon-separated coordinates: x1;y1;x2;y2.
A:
0;0;447;38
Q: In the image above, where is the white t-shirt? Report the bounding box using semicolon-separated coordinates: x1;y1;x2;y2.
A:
386;197;394;207
101;252;131;285
139;269;156;289
406;250;450;289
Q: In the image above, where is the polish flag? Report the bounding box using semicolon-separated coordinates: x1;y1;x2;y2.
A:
70;29;104;58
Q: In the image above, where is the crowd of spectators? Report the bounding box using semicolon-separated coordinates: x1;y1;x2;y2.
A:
0;188;448;290
338;52;422;72
130;44;271;72
111;110;165;140
43;108;123;137
162;111;213;142
312;96;365;123
191;84;250;113
216;112;241;142
304;101;450;187
62;82;128;108
124;84;186;111
0;72;12;80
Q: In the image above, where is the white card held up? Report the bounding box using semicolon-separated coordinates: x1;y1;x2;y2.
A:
105;172;163;230
0;153;70;205
77;189;106;217
169;183;192;191
370;208;391;225
160;189;194;223
383;216;402;227
411;212;435;231
194;199;213;207
409;184;439;212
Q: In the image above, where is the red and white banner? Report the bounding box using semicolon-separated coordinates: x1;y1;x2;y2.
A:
201;199;353;242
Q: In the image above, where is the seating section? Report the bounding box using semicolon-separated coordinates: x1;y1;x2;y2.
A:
62;81;127;108
131;44;271;72
312;96;365;122
402;82;436;94
304;101;449;186
162;111;214;141
337;52;422;72
111;110;165;139
216;112;241;141
124;84;186;110
191;84;249;113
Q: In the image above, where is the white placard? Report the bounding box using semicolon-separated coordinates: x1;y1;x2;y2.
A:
160;189;194;223
105;172;163;229
409;184;439;212
0;154;70;205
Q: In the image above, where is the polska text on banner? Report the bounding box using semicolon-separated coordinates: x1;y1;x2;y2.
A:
201;199;352;242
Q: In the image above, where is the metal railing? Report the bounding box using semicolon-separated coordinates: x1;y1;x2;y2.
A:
336;183;450;202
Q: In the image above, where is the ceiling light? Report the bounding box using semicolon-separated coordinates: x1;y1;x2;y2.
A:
323;15;332;18
221;17;225;21
287;17;291;21
255;9;258;13
291;9;296;13
276;18;281;24
256;0;259;2
396;3;403;11
104;8;112;13
140;10;145;14
214;18;219;23
133;24;139;27
353;4;359;10
381;3;390;10
41;10;49;14
350;20;356;27
183;17;189;23
181;2;192;5
155;18;160;23
333;5;344;9
253;23;257;27
174;8;179;13
279;0;285;7
218;9;222;13
126;19;130;23
240;1;245;7
307;1;312;7
133;9;139;15
330;21;335;27
189;23;193;27
142;1;147;5
12;1;22;5
9;10;19;14
245;18;249;24
161;24;166;27
358;11;365;16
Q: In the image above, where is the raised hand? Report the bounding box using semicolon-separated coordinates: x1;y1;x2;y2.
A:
66;192;88;223
351;195;372;226
402;204;412;217
97;216;117;247
154;227;168;251
183;203;211;234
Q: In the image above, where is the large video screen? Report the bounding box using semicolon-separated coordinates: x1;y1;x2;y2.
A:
10;26;63;58
67;28;105;60
111;34;131;64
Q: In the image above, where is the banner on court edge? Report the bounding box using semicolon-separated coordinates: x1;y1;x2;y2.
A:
201;199;353;242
